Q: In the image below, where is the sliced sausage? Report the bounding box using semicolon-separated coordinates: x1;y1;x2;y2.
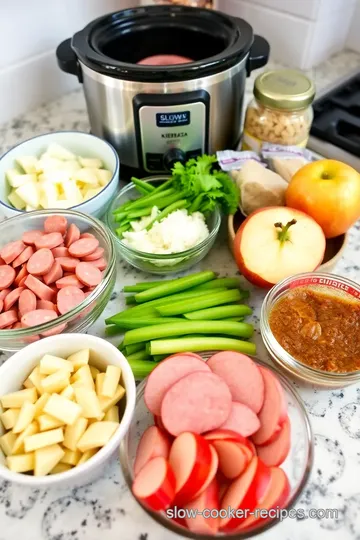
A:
0;299;3;313
37;299;57;312
27;248;54;276
87;257;106;271
22;230;44;245
161;371;232;436
41;322;67;337
51;247;69;258
0;310;18;328
138;55;193;65
69;237;99;258
65;223;80;247
256;417;290;467
21;309;58;328
35;232;63;250
0;257;5;265
1;241;25;264
57;286;85;315
24;275;55;302
0;288;11;301
14;266;28;287
4;287;24;311
212;440;249;479
134;425;171;477
12;246;34;268
76;262;102;287
144;354;210;416
43;261;63;285
219;402;261;438
19;289;37;317
132;456;176;512
56;275;84;289
55;256;80;272
82;247;104;262
44;215;67;234
0;265;16;289
80;233;95;239
251;368;284;446
185;479;220;534
207;352;265;413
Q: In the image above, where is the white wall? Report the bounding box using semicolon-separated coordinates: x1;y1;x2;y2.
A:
347;0;360;52
215;0;357;69
0;0;137;125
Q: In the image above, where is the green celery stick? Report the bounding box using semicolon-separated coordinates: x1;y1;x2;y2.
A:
116;223;131;237
135;271;216;303
195;278;243;291
128;359;157;379
184;304;252;320
131;177;155;193
117;339;125;351
126;295;136;305
126;349;151;362
148;337;256;356
109;318;185;330
156;289;242;316
145;200;188;231
105;325;123;337
123;281;164;293
125;343;145;355
152;354;168;362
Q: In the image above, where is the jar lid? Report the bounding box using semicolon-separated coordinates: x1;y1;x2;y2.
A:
254;69;315;111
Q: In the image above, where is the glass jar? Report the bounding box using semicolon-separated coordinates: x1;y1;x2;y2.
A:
242;69;315;152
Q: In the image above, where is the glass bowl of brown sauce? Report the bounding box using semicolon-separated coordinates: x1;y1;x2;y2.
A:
260;272;360;388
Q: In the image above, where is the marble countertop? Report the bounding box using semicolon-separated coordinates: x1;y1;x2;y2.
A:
0;50;360;540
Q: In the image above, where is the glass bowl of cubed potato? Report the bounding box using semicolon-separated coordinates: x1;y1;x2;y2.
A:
0;131;119;219
0;334;136;487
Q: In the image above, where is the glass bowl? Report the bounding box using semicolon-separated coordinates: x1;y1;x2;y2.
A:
105;176;221;275
119;354;313;539
0;209;116;351
261;272;360;388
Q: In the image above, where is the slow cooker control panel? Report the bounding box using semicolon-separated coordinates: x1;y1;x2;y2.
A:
133;91;210;173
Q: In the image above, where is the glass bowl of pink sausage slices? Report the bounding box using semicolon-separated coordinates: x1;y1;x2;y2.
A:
0;209;116;351
119;351;313;539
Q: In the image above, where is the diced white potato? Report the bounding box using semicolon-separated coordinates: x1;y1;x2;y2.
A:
43;394;82;426
39;354;74;375
95;169;112;186
50;462;72;474
95;373;105;396
15;156;38;174
46;143;75;161
38;414;65;432
8;172;37;189
73;168;99;185
36;154;63;173
61;448;82;466
34;443;65;476
74;388;102;419
39;182;59;209
63;417;88;452
15;181;40;209
101;366;122;398
0;431;17;456
0;387;37;409
61;160;82;174
6;453;35;473
34;393;51;417
24;427;64;452
104;406;120;423
77;421;118;453
12;421;39;455
77;448;97;466
62;179;83;206
79;157;103;169
28;365;46;394
13;402;36;434
0;408;20;430
89;366;100;380
6;168;22;186
71;365;94;390
83;187;102;201
8;190;26;210
98;385;126;413
67;349;89;370
41;370;70;394
60;385;75;401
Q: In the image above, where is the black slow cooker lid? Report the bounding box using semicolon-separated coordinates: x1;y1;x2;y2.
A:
71;5;254;82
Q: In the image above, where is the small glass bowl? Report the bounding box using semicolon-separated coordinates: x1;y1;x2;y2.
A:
105;177;221;275
0;209;116;351
119;354;313;539
261;272;360;388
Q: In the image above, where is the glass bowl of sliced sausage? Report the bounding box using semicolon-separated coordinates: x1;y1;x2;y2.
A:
0;209;116;351
119;351;314;539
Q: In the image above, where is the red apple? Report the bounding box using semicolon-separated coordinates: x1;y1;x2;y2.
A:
132;456;176;511
212;439;249;479
234;206;326;288
185;478;220;534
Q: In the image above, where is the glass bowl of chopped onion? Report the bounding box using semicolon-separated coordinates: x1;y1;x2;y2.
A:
105;177;221;275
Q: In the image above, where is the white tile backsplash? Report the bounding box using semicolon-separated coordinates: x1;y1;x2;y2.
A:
215;0;321;20
346;0;360;52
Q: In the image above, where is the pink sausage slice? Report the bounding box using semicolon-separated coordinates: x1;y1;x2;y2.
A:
134;425;171;477
256;417;290;467
252;368;284;446
161;371;232;436
14;266;28;287
44;215;68;235
57;286;85;315
21;309;58;328
22;230;44;245
43;261;63;286
19;289;37;317
55;257;80;272
80;233;95;239
56;275;84;289
24;275;55;302
0;300;3;313
0;266;16;289
52;247;69;258
35;232;63;250
69;238;99;258
0;289;10;301
1;241;25;264
138;54;193;65
27;248;54;276
65;223;80;247
37;299;58;312
207;352;265;413
219;402;261;438
4;287;24;311
75;262;102;287
12;246;34;268
0;310;18;328
82;247;104;262
87;257;106;271
144;354;210;416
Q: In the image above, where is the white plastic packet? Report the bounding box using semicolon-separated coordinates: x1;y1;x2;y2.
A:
260;143;313;183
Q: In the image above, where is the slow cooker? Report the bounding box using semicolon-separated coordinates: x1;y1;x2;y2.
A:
56;5;269;178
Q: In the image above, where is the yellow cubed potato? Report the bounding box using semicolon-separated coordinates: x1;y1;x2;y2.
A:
28;366;46;395
23;377;35;389
12;421;39;455
34;443;65;476
15;181;40;209
98;385;126;413
83;187;102;202
13;402;36;434
67;349;89;370
8;189;26;210
34;393;51;417
43;394;82;426
77;422;118;453
9;172;37;189
71;365;94;390
74;388;102;419
95;373;105;396
60;385;75;401
61;160;81;174
39;182;59;209
95;169;112;187
104;406;120;423
0;431;17;456
41;370;70;394
101;366;122;398
60;448;82;466
39;354;74;375
50;462;72;474
0;387;37;409
1;408;20;430
63;417;88;452
89;366;100;380
87;415;104;424
6;453;35;473
15;156;38;174
46;143;75;161
6;168;23;186
72;168;98;185
78;157;103;169
77;448;98;466
38;414;65;432
24;427;64;453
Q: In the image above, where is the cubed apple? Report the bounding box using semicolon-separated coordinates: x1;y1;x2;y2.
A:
77;421;118;452
34;443;65;476
0;387;37;409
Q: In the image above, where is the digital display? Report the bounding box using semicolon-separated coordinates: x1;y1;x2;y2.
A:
156;111;191;127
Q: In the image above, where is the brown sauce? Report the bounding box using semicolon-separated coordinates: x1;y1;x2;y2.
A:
269;288;360;373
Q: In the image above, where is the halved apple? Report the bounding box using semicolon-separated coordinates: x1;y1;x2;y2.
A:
234;207;326;288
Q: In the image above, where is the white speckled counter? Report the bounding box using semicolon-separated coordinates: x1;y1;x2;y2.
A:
0;50;360;540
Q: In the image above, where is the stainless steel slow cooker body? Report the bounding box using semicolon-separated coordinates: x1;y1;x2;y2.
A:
56;5;269;178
